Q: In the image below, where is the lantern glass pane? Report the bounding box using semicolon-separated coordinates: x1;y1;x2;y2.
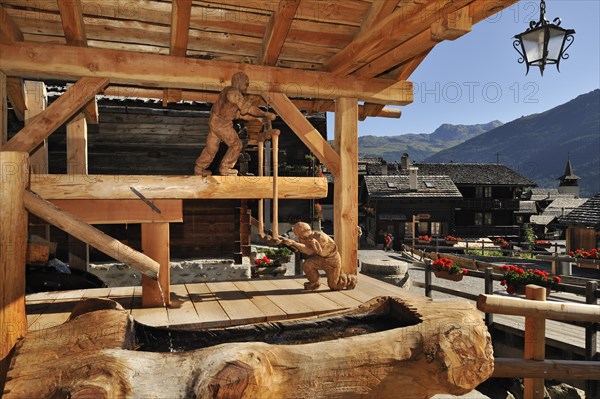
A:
521;28;545;64
547;27;567;62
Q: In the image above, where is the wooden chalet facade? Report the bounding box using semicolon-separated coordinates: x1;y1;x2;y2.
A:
413;163;535;238
558;193;600;252
360;174;462;249
0;0;518;382
7;89;326;260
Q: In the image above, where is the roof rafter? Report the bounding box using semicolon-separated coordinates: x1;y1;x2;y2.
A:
56;0;87;47
258;0;300;66
163;0;192;105
323;0;472;76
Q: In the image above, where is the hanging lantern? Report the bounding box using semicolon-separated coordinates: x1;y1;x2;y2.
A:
513;0;575;75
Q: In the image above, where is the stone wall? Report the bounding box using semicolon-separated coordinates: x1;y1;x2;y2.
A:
89;258;252;287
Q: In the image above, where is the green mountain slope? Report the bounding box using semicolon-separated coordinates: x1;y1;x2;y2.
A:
358;121;502;162
426;90;600;198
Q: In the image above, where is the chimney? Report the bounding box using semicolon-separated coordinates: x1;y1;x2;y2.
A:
408;166;418;191
401;153;409;170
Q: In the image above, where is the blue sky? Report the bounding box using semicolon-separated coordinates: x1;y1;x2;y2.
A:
327;0;600;137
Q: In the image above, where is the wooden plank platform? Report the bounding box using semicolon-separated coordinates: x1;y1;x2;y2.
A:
25;274;421;331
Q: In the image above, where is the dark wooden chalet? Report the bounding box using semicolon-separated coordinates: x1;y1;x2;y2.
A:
412;163;535;238
360;174;462;249
7;87;326;261
558;193;600;252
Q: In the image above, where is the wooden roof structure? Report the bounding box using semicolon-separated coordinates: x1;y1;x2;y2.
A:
0;0;517;119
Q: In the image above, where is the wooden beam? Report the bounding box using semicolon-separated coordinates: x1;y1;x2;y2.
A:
6;76;25;121
431;6;472;41
170;0;192;57
353;29;436;79
356;0;401;39
23;191;160;279
2;77;109;153
56;0;87;47
82;97;99;124
24;81;48;174
66;113;88;175
102;86;401;118
258;0;300;66
334;97;359;277
0;5;23;43
477;294;600;323
262;92;341;175
30;175;328;200
66;112;88;270
163;0;192;106
0;71;6;145
49;199;183;224
0;42;413;106
141;222;171;307
493;358;600;380
323;0;472;75
0;151;28;381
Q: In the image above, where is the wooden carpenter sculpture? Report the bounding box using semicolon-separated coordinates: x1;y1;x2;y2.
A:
194;72;276;176
281;222;357;291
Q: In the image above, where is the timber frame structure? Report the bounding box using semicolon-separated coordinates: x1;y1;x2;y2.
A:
0;0;517;381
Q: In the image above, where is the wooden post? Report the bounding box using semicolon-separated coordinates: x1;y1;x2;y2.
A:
424;261;432;298
334;97;358;276
141;222;170;307
484;267;494;327
257;139;264;235
0;152;28;388
66;112;89;270
24;81;50;241
585;280;599;398
24;81;48;174
524;285;547;399
0;71;7;145
271;130;279;237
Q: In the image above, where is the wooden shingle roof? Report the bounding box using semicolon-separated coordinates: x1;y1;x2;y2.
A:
557;193;600;228
413;163;535;186
363;175;462;199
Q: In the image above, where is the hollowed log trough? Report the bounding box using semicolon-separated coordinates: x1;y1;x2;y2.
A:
4;295;493;399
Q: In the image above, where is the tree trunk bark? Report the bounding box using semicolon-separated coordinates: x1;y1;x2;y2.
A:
5;295;494;399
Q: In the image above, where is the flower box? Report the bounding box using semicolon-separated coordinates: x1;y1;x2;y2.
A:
430;257;467;282
433;269;464;282
445;239;458;246
499;265;560;296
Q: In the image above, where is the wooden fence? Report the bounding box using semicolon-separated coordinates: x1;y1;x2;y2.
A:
412;258;599;398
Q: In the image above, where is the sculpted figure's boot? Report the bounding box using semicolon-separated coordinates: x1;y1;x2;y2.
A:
303;281;320;291
194;165;212;176
219;167;239;176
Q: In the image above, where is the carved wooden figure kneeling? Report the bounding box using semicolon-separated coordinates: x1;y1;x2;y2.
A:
281;222;356;291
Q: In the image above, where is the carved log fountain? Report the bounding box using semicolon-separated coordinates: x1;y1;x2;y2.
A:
4;295;493;398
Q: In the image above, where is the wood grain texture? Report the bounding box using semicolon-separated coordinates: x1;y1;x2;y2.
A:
7;295;495;398
3;77;109;153
30;174;328;200
334;97;358;276
0;42;412;105
23;191;160;279
0;152;28;376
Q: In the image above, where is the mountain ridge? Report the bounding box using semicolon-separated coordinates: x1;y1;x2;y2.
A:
358;120;503;162
425;89;600;198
